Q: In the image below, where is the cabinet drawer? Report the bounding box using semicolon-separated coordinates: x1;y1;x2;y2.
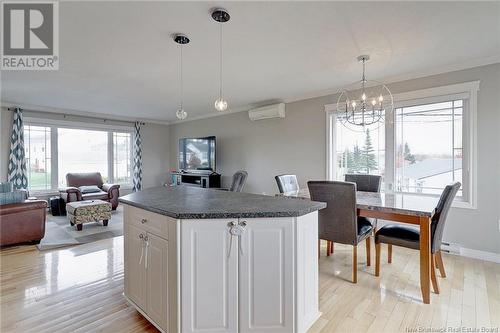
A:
125;204;173;240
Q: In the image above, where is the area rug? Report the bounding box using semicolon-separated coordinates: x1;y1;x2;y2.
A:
37;206;124;251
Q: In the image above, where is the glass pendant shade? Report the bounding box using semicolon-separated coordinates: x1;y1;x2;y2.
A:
214;98;228;112
176;108;187;120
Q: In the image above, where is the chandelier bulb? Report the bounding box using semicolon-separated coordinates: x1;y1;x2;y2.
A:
361;93;366;101
378;95;384;102
371;99;377;106
351;101;356;109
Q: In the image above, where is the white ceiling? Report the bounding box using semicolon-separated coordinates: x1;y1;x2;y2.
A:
2;1;500;123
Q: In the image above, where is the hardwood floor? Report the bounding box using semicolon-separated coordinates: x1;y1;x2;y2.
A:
1;237;499;333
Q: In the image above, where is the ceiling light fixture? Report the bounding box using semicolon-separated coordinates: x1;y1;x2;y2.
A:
174;34;190;120
336;55;393;128
212;8;230;112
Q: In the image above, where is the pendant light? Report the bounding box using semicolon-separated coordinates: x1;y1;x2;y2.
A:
174;34;190;120
212;8;230;112
336;55;393;129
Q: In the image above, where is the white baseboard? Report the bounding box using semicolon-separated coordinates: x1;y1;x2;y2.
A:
441;242;500;263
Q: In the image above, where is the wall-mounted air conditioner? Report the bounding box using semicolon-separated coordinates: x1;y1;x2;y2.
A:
248;103;285;121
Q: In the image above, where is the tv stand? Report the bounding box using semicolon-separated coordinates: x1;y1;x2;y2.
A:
171;171;221;188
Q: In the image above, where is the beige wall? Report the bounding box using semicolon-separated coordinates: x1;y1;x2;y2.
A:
0;108;170;191
170;63;500;255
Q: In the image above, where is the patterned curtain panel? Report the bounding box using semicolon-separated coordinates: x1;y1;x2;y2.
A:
7;108;28;190
132;122;143;192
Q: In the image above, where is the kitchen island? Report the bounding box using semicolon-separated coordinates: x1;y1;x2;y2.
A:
119;186;326;333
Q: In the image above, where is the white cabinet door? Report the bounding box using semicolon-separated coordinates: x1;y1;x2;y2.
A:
181;219;238;333
124;223;147;310
239;218;294;333
146;233;169;331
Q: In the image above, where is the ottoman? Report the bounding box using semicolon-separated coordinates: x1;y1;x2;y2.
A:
66;200;112;231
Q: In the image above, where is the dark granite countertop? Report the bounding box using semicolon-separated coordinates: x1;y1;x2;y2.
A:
119;186;326;219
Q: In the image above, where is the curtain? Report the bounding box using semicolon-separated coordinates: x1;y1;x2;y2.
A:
7;108;28;190
132;122;143;192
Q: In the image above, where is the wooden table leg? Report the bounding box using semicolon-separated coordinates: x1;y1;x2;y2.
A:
419;216;431;304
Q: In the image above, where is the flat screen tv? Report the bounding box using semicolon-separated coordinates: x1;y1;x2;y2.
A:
178;136;216;173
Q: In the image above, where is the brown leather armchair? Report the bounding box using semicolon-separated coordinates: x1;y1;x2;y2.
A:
0;200;47;246
59;172;120;210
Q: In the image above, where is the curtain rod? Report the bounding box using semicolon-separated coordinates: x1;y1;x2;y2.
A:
6;107;146;126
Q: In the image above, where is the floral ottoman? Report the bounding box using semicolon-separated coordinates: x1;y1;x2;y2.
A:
66;200;112;231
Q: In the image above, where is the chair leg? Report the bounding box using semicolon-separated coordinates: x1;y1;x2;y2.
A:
375;242;381;277
352;245;358;283
326;240;331;257
388;244;392;263
365;237;371;266
431;254;440;294
329;241;334;254
435;251;446;278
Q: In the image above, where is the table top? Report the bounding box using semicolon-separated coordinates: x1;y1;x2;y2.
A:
282;188;438;218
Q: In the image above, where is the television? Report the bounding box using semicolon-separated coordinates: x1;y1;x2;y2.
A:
178;136;216;173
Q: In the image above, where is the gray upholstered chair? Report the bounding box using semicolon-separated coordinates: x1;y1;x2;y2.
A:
344;174;382;192
229;170;248;192
308;181;373;283
275;174;299;194
342;174;382;255
375;182;461;294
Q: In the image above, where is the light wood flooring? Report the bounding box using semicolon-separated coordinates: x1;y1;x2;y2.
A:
1;237;499;333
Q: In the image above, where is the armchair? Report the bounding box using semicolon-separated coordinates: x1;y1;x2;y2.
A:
59;172;120;210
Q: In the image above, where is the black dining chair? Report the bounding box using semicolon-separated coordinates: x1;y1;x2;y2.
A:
374;182;461;294
275;174;299;194
308;181;373;283
229;170;248;192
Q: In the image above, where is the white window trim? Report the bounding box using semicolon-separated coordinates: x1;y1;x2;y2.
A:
325;80;479;209
24;117;134;194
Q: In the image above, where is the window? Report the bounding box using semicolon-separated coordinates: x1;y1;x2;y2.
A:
333;114;385;182
326;81;478;208
23;120;134;192
395;100;463;198
113;132;132;185
58;128;109;186
24;125;51;191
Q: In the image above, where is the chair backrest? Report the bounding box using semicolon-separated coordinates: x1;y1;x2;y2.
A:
66;172;104;188
431;182;461;253
275;174;299;194
307;181;358;245
229;170;248;192
344;174;382;193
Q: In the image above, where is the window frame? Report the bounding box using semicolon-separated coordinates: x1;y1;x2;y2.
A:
23;117;134;194
325;80;479;209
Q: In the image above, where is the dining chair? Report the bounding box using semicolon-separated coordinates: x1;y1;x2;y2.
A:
344;174;382;192
341;174;382;257
374;182;461;294
275;174;299;194
229;170;248;192
308;181;373;283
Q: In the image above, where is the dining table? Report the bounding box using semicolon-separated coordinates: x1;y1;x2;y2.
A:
281;188;439;304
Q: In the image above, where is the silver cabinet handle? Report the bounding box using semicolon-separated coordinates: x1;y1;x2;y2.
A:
227;221;237;258
144;235;150;270
141;218;147;224
139;233;145;266
227;221;246;258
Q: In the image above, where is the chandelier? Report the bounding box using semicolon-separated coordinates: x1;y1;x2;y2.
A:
336;55;393;127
